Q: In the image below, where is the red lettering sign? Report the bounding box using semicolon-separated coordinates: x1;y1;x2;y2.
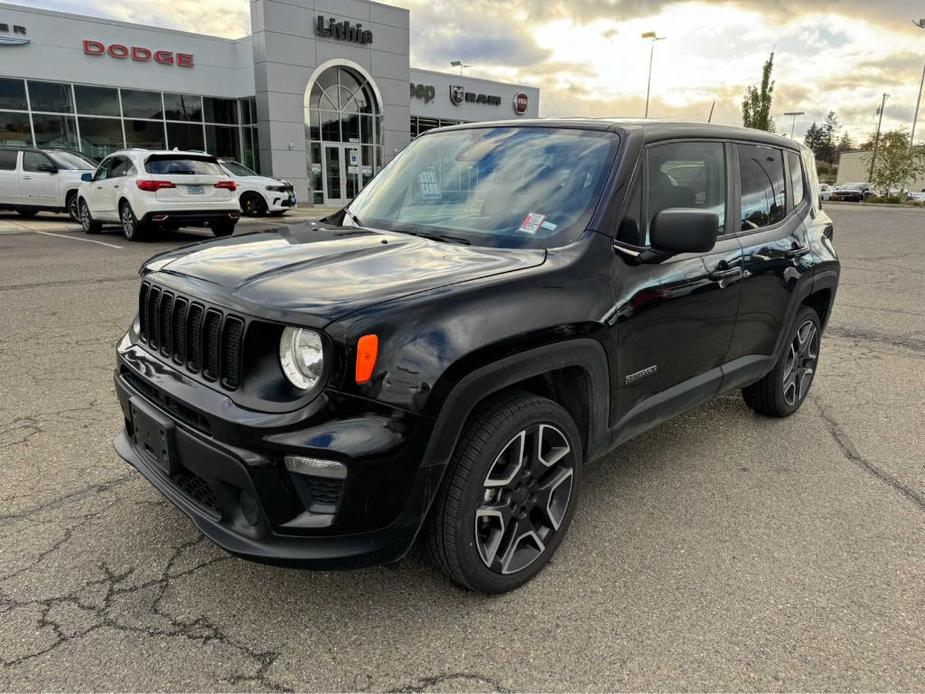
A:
81;40;194;68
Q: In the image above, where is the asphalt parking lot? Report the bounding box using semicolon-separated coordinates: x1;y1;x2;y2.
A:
1;204;923;691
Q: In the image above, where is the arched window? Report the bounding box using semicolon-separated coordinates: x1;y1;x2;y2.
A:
304;65;383;205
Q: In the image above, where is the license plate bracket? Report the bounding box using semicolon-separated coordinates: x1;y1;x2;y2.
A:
187;184;204;194
129;397;176;475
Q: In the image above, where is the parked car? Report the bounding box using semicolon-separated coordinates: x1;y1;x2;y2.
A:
217;158;295;216
906;189;925;202
113;120;839;593
831;182;872;202
818;183;834;201
78;150;240;240
0;146;97;222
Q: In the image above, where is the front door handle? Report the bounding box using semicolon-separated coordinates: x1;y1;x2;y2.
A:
113;184;120;189
785;245;810;259
709;266;744;288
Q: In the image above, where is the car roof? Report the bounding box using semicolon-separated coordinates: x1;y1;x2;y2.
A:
428;118;800;149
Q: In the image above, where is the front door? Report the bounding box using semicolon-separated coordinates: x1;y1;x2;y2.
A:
20;151;59;204
321;145;362;206
609;139;743;438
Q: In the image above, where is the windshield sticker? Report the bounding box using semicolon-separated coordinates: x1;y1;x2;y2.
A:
540;220;558;232
418;167;441;200
518;212;546;234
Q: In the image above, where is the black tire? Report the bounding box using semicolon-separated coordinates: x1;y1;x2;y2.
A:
15;208;38;218
210;220;236;237
424;392;582;594
66;191;80;223
79;199;102;234
240;192;267;217
119;200;145;241
743;306;821;417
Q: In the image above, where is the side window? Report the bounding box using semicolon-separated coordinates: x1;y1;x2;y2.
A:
0;150;17;171
787;150;805;207
94;158;113;181
109;157;129;178
646;141;726;242
737;144;786;230
23;151;53;172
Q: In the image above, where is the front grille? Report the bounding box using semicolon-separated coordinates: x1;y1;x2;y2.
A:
138;282;245;390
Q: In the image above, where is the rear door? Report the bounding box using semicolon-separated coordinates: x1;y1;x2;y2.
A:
20;151;59;204
104;156;133;218
610;139;743;434
726;143;811;364
0;150;20;204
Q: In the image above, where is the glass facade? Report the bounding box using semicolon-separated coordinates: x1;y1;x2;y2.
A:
304;66;383;204
0;77;260;171
410;116;465;139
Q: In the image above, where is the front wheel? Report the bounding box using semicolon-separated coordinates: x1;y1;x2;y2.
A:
743;306;821;417
210;219;236;237
424;392;582;593
240;192;267;217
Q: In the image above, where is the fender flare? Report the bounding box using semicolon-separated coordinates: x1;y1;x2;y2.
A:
421;337;611;472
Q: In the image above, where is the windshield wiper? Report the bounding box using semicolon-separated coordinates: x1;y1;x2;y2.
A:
343;208;364;227
415;231;471;245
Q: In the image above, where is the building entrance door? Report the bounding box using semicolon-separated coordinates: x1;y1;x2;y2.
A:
321;144;362;206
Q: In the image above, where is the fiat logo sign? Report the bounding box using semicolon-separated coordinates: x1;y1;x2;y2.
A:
513;92;529;115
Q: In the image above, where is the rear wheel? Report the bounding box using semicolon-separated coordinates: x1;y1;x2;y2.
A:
240;192;267;217
743;306;821;417
119;201;145;241
66;191;80;223
15;208;38;218
424;392;582;593
210;219;236;237
79;199;101;234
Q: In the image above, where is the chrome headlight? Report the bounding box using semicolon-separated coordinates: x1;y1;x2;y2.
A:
279;327;324;390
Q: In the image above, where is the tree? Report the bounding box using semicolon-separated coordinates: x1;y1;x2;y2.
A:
836;131;853;153
817;111;839;164
742;52;775;132
863;128;925;193
803;121;822;153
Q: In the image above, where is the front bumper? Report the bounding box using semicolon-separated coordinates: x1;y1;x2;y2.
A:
265;190;296;212
113;353;440;569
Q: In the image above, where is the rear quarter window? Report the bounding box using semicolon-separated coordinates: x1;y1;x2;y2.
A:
0;150;17;170
145;156;222;175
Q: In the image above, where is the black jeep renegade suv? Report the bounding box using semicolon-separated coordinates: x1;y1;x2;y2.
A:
114;120;839;593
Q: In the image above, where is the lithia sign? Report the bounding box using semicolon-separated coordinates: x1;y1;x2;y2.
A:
315;16;373;45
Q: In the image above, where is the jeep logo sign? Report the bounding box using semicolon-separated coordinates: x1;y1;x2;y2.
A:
513;92;529;115
410;82;435;104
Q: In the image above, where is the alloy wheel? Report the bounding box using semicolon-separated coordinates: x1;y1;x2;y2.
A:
474;424;575;575
782;319;819;406
68;195;80;222
80;201;91;232
121;205;134;237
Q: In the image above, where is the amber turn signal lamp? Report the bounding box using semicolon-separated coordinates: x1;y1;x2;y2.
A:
355;334;378;384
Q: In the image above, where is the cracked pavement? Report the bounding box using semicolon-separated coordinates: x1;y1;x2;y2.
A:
1;205;923;691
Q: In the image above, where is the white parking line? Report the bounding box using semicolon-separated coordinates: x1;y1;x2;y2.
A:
27;229;124;249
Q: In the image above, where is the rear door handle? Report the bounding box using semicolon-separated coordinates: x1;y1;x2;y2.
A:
709;266;743;287
22;175;32;180
785;246;810;259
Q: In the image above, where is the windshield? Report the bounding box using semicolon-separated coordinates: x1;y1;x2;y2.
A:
145;155;222;175
47;151;96;169
221;160;257;177
347;127;618;247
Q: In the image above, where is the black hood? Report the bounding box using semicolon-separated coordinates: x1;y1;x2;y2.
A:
143;223;546;326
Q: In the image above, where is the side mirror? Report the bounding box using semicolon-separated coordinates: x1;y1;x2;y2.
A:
649;208;719;256
81;172;93;182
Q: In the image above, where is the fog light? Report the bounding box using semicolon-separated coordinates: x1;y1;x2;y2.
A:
284;455;346;480
239;490;260;526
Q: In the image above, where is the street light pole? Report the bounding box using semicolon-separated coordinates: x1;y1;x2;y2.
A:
911;19;925;147
449;60;471;76
784;111;805;138
868;92;889;182
641;32;665;118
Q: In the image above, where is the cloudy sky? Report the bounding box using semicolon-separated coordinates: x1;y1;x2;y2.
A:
17;0;925;143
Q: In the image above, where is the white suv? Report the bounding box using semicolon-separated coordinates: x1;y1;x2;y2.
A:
0;147;97;222
217;158;296;216
77;150;240;241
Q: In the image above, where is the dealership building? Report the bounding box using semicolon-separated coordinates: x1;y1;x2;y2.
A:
0;0;539;205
